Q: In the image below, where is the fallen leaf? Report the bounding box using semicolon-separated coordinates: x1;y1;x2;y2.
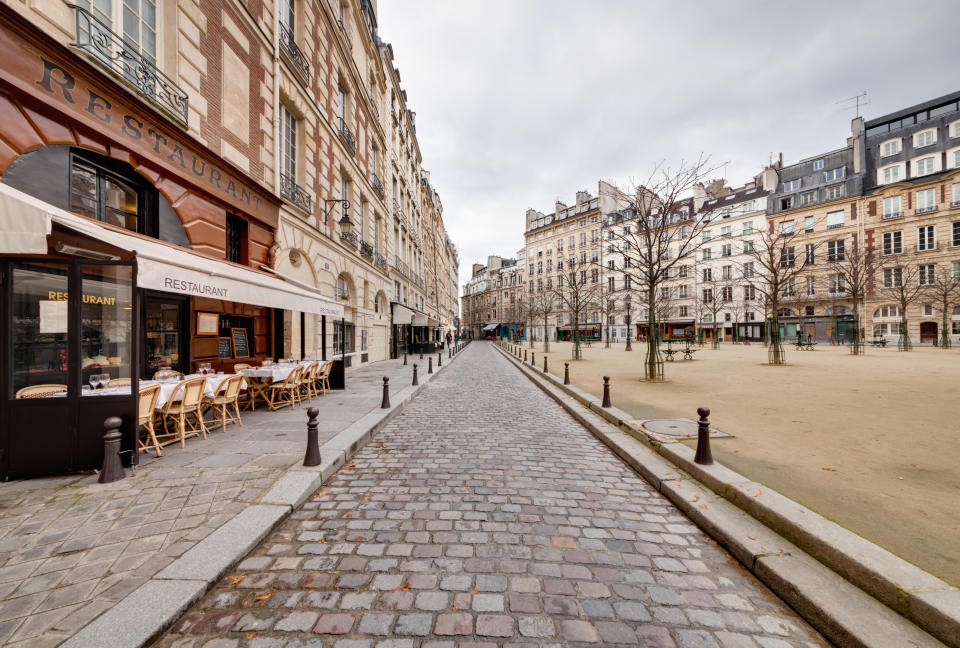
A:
688;495;700;503
752;490;762;497
353;537;363;541
898;476;905;480
254;592;273;602
229;574;245;585
698;503;708;510
398;583;410;591
472;587;479;594
246;633;258;639
747;536;757;541
821;467;837;472
450;605;459;610
345;514;353;518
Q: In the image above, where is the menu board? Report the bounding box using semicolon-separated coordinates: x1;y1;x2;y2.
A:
218;337;232;358
230;328;249;357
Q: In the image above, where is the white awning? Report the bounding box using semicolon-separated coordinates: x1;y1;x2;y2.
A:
392;304;413;325
0;183;344;317
482;323;499;331
0;184;52;253
428;317;441;328
411;313;428;326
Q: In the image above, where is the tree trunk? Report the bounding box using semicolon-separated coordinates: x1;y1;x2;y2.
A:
850;301;863;355
768;295;784;365
898;315;911;351
645;289;663;380
941;310;952;349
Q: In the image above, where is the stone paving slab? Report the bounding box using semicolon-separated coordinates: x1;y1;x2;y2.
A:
153;342;829;648
0;354;441;647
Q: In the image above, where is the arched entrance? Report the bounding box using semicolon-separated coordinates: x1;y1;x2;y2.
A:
920;321;938;344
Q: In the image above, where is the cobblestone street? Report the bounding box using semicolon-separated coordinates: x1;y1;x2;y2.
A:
156;343;828;648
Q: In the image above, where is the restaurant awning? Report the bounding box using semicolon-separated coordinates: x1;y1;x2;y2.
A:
411;313;428;326
0;183;344;317
0;185;51;253
482;323;499;331
392;303;414;325
427;317;441;328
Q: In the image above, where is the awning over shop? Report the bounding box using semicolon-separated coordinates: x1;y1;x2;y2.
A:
0;183;344;317
482;323;499;331
427;317;441;328
411;313;428;326
0;184;51;253
392;303;414;325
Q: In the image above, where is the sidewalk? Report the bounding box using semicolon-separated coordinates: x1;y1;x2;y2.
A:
0;350;456;647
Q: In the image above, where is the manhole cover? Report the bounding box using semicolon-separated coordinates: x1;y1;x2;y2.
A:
642;418;730;439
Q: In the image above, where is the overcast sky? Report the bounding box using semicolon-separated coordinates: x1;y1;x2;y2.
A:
378;0;959;288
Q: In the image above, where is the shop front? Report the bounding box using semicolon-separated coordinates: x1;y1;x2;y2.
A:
390;302;413;358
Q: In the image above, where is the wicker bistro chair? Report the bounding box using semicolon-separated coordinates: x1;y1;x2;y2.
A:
203;374;244;433
156;376;207;447
316;361;332;395
154;369;184;381
137;383;163;457
15;384;68;399
298;362;319;401
233;363;252;371
266;365;303;411
107;378;132;389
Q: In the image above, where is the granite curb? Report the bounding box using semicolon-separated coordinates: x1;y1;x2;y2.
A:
493;341;957;648
60;342;471;648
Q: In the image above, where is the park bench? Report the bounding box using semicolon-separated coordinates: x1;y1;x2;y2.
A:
681;347;697;360
663;348;680;361
793;336;817;350
870;337;888;348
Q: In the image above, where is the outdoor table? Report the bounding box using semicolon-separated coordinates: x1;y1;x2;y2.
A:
239;361;323;410
51;386;131;398
142;374;248;410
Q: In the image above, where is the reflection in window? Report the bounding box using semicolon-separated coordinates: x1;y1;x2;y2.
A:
70;160;140;232
80;265;133;394
11;263;69;397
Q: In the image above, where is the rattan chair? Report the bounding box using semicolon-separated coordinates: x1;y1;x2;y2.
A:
137;383;163;457
316;361;332;395
203;374;244;433
233;363;252;371
156;376;207;447
15;384;67;399
153;369;184;381
298;362;319;401
107;377;132;389
266;365;303;410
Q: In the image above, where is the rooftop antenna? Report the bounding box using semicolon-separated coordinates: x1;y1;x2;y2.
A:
837;92;870;117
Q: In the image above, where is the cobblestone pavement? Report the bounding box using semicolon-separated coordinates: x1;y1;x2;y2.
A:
0;357;418;647
156;343;829;648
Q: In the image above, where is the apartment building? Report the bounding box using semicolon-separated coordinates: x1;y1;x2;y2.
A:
861;92;960;345
460;255;523;339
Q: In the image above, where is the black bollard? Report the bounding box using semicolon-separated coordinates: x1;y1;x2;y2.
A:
602;376;612;408
403;352;408;366
304;407;321;466
531;351;535;366
98;417;126;484
412;364;419;386
524;350;527;361
428;356;433;374
420;350;424;360
380;377;391;409
543;356;548;373
564;362;570;385
449;347;452;359
438;351;442;367
694;407;714;465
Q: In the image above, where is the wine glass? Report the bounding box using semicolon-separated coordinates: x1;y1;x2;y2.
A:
89;374;100;390
100;373;110;389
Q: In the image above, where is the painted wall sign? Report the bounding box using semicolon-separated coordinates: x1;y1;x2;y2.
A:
0;22;279;227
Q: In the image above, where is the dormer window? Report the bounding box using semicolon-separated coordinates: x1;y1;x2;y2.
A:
782;179;800;192
914;129;937;148
880;139;901;157
812;159;824;170
824;167;845;182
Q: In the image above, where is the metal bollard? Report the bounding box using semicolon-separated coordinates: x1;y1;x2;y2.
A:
412;364;419;386
543;356;548;373
449;347;452;359
403;352;408;366
420;350;424;360
380;377;391;409
303;407;321;466
438;351;442;367
531;352;535;366
694;407;714;465
524;350;527;361
428;356;433;374
98;417;126;484
564;362;570;385
602;376;612;408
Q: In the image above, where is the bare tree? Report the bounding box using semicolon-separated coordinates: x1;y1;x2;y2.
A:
526;289;552;351
881;263;925;351
924;265;960;349
824;233;882;355
597;280;619;349
697;271;726;349
606;156;719;379
741;222;822;364
551;258;601;360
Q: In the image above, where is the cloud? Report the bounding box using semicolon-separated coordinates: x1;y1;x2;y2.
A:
377;0;959;289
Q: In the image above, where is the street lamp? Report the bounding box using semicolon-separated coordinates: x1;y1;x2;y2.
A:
338;212;354;236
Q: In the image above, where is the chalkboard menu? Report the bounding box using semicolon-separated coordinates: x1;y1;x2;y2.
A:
218;337;232;358
230;328;249;357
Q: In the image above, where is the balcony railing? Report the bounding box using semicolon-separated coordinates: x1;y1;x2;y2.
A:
393;255;409;278
72;5;189;125
280;173;313;214
882;211;903;220
339;231;358;248
916;205;937;215
374;252;388;273
278;21;310;83
336;117;357;157
360;240;374;259
371;173;385;200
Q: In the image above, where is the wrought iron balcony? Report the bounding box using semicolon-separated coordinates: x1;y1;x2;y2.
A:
336;117;357;157
339;230;358;248
278;21;310;83
280;173;313;214
393;255;409;278
360;240;374;259
371;173;385;200
374;252;388;273
71;5;189;126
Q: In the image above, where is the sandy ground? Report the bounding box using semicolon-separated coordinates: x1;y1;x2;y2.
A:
514;338;960;586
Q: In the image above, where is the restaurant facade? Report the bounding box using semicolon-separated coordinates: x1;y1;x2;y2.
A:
0;4;348;479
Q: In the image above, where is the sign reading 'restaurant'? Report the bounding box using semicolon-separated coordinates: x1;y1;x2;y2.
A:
163;277;227;298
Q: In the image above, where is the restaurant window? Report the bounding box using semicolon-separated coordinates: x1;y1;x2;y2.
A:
11;263;70;397
70;152;157;236
145;296;187;375
226;214;247;264
81;265;133;393
333;322;355;354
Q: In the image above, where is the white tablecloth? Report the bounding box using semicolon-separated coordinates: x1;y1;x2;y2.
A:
240;361;323;383
142;374;248;409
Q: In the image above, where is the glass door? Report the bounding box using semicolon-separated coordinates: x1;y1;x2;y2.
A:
143;294;187;377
